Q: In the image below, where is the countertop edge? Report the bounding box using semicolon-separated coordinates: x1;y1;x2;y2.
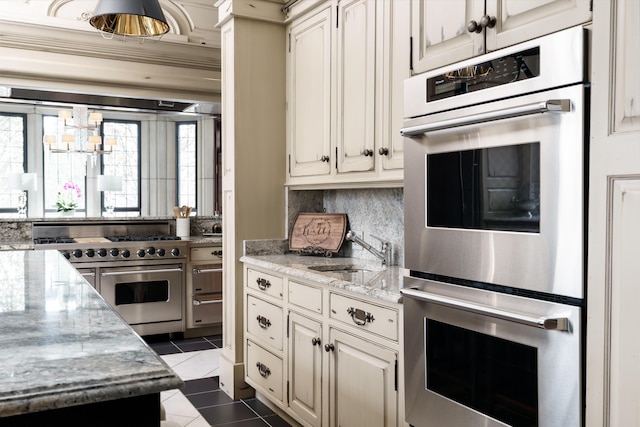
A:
240;254;403;304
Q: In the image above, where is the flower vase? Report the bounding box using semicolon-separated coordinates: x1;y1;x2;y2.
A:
61;209;75;217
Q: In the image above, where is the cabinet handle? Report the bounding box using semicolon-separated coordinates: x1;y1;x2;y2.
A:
363;149;373;157
193;268;222;274
468;15;496;33
378;147;389;156
256;278;271;290
256;315;271;329
320;155;330;162
324;343;335;352
256;362;271;378
480;15;497;29
312;337;321;346
347;307;375;326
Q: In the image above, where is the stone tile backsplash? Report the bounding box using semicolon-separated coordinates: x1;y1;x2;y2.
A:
287;188;404;266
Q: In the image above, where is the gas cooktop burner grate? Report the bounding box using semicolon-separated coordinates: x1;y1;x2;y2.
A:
34;237;75;245
106;234;182;242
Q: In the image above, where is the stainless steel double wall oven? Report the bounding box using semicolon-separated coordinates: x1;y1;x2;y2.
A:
401;27;589;427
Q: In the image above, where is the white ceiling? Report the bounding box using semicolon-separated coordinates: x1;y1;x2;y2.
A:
0;0;222;105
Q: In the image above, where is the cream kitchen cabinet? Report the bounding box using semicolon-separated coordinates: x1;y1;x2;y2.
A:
243;264;404;427
286;0;409;188
411;0;592;74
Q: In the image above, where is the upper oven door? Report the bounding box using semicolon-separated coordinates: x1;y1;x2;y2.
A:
403;83;586;299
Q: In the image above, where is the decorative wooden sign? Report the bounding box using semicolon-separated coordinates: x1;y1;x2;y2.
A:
289;213;348;257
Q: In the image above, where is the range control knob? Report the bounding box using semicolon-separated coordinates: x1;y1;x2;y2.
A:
171;248;180;257
109;248;119;257
85;249;95;258
121;249;130;258
137;249;146;258
72;249;83;258
147;247;156;256
62;251;71;260
97;249;107;257
157;248;166;257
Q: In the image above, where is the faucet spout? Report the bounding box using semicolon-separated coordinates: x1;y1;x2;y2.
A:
345;231;392;266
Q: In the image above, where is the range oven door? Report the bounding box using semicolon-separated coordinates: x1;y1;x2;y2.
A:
100;264;184;328
402;277;582;427
403;83;586;299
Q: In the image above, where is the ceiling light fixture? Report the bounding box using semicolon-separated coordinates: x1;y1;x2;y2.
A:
43;106;117;166
89;0;169;42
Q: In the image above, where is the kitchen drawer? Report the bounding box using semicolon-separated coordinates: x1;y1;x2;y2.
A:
289;280;322;315
191;294;222;326
191;263;222;293
246;340;284;403
329;293;398;341
190;246;223;262
247;295;284;351
247;269;284;300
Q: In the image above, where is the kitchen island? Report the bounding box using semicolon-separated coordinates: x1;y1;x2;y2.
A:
0;250;182;427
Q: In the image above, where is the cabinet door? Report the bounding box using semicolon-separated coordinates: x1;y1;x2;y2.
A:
287;5;333;178
328;328;397;427
411;0;485;74
336;0;376;174
486;0;592;51
288;312;323;427
379;0;410;173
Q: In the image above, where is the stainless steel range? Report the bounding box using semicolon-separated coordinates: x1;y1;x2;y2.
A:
33;220;187;336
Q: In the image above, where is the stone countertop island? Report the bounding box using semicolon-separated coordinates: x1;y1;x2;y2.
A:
0;250;182;427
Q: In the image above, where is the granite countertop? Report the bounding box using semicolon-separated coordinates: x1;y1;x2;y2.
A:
241;253;403;304
0;250;182;419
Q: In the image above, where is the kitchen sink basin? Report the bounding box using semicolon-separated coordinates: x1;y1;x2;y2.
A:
308;264;379;273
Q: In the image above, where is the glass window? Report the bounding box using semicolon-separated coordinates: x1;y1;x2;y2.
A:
102;120;140;215
43;115;87;215
0;113;27;217
177;122;197;211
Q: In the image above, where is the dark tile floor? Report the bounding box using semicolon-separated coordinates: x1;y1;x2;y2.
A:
146;334;293;427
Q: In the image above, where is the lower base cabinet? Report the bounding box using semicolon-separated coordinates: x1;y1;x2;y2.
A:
329;328;397;427
243;265;404;427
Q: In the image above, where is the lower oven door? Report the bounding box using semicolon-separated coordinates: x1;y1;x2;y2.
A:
402;277;582;427
192;294;223;326
100;264;184;331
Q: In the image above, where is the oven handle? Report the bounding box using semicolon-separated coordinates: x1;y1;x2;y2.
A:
401;288;569;331
101;267;183;277
400;99;571;136
193;298;222;306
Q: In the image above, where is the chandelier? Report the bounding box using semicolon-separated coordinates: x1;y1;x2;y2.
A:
89;0;170;42
43;106;117;164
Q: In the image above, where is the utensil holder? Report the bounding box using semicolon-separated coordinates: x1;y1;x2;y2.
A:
176;218;190;238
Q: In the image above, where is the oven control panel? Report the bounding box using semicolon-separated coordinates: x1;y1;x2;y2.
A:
60;244;187;262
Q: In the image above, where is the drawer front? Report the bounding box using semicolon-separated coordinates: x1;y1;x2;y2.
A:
330;293;398;341
191;263;222;293
289;280;322;314
191;295;222;326
247;295;284;350
190;247;223;262
246;340;284;403
247;269;284;300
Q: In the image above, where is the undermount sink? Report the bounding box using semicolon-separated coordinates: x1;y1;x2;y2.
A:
308;264;379;273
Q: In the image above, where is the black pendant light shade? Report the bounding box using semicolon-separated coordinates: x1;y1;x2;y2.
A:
90;0;169;38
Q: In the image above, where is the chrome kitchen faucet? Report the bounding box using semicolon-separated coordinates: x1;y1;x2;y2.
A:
345;230;392;266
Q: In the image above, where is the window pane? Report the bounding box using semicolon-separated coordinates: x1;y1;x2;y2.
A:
0;114;27;217
177;122;197;211
102;120;140;215
43;115;87;215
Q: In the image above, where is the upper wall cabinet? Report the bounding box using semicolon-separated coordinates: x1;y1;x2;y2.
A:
286;0;409;189
411;0;592;74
